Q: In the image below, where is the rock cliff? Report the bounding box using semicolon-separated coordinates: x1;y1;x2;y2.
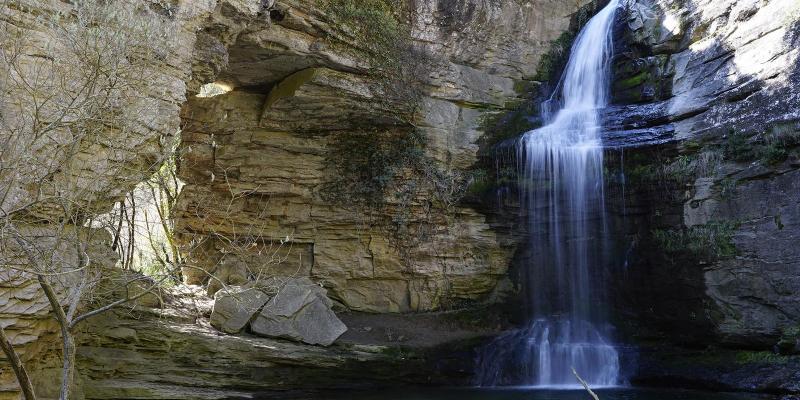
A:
608;0;800;348
600;0;800;389
1;0;593;398
1;0;212;396
479;0;800;391
173;0;592;313
2;0;799;397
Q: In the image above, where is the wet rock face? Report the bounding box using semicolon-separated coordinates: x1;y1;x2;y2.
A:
607;0;800;348
696;163;800;346
627;345;800;393
175;0;593;313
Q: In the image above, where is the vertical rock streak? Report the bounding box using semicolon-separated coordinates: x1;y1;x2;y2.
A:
477;0;621;387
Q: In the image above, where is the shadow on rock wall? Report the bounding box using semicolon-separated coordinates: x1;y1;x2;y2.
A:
607;0;800;351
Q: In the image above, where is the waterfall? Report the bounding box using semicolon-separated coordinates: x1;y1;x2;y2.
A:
476;0;621;388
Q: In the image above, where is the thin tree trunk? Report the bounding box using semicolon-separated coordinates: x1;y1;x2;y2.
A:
37;275;73;400
111;201;125;252
126;194;136;270
58;333;75;400
0;325;37;400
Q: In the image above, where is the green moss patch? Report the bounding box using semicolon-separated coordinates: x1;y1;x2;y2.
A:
734;351;791;364
479;102;541;148
534;31;576;82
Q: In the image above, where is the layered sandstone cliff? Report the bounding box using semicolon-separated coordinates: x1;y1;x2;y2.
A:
1;0;592;398
173;0;592;313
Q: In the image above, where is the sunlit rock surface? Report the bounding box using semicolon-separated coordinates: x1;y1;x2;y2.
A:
0;0;216;396
210;286;270;334
173;0;592;313
250;277;346;346
600;0;800;390
609;0;800;344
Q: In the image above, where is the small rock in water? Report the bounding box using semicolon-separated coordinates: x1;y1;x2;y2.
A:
210;286;270;334
251;277;347;346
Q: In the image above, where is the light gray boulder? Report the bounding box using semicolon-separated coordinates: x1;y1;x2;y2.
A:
210;286;270;334
251;277;347;346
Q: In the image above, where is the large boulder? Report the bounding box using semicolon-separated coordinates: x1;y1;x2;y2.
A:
210;286;270;334
251;277;346;346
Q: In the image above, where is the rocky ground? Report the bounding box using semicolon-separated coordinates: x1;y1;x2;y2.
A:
338;308;510;348
63;286;505;400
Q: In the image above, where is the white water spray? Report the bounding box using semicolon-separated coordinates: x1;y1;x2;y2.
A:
477;0;621;388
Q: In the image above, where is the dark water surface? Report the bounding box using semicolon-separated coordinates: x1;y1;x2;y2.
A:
290;388;778;400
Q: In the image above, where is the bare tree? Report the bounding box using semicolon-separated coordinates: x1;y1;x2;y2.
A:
0;325;36;400
173;164;298;296
0;0;179;398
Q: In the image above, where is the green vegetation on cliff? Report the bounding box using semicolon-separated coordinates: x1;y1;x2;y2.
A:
321;129;427;209
320;126;471;256
652;221;737;262
318;0;404;68
319;0;430;119
723;125;800;165
314;0;472;257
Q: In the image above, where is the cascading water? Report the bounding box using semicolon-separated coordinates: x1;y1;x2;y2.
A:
476;0;621;388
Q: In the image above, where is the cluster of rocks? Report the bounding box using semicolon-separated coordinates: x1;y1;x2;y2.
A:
209;277;347;346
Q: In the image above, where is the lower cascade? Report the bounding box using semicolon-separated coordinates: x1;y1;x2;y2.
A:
476;0;621;387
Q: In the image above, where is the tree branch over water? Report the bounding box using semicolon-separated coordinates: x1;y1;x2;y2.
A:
572;367;601;400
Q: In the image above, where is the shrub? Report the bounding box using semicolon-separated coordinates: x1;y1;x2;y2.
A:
758;124;800;165
652;221;737;262
318;0;433;121
723;130;754;162
320;128;469;253
719;178;737;200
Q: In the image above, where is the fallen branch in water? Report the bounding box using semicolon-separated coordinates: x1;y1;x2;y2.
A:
572;367;600;400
